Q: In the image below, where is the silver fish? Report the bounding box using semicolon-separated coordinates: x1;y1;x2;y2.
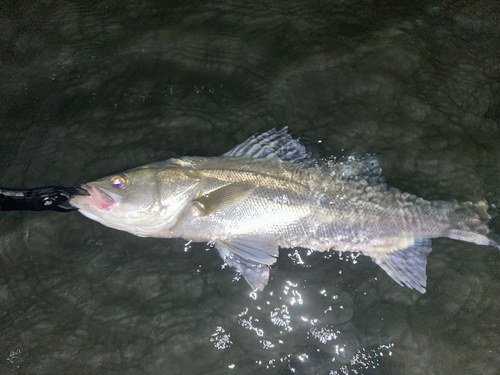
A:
70;128;499;293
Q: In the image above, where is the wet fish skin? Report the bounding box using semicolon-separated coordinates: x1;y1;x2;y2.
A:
70;128;500;293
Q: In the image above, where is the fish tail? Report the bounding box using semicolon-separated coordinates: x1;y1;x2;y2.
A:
369;200;499;294
488;232;500;249
447;200;500;248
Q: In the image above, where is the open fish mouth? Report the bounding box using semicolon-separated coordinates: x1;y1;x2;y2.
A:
75;184;116;210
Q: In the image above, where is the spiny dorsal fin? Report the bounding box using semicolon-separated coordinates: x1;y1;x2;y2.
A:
223;127;310;162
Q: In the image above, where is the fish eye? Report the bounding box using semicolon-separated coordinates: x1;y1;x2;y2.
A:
111;175;128;188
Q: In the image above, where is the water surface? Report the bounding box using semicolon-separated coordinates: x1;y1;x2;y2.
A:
1;1;500;374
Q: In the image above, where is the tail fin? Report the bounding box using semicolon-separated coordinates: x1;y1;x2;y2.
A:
369;200;499;294
488;231;500;249
447;200;500;249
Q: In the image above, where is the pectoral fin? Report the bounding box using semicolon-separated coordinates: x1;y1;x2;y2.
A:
370;238;432;293
193;182;256;216
215;236;279;291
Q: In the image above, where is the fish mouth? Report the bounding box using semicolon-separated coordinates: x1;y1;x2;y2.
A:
74;184;116;210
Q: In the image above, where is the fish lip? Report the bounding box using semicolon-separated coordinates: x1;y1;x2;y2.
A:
81;183;116;209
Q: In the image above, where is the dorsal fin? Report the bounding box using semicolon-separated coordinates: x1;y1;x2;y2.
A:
224;128;386;185
223;127;310;162
318;153;385;185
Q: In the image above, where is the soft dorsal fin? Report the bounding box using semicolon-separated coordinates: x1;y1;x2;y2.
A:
223;127;310;162
319;153;385;185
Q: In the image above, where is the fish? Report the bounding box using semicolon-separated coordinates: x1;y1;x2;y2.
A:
70;128;500;293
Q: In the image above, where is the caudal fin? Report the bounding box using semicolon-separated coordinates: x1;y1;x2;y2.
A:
448;200;500;248
371;200;499;294
488;232;500;249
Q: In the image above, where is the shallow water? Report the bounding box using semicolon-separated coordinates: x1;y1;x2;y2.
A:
1;1;500;374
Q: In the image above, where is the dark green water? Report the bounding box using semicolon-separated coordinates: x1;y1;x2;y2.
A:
1;1;500;374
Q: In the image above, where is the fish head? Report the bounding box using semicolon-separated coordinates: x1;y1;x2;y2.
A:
70;161;202;236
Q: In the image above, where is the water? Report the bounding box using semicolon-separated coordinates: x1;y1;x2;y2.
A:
1;1;500;374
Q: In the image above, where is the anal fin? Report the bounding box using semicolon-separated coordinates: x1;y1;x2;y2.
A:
371;238;432;293
215;236;279;291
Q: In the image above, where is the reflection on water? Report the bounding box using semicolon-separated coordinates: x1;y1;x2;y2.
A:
1;1;500;374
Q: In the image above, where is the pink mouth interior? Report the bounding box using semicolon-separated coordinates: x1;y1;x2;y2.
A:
82;184;115;209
